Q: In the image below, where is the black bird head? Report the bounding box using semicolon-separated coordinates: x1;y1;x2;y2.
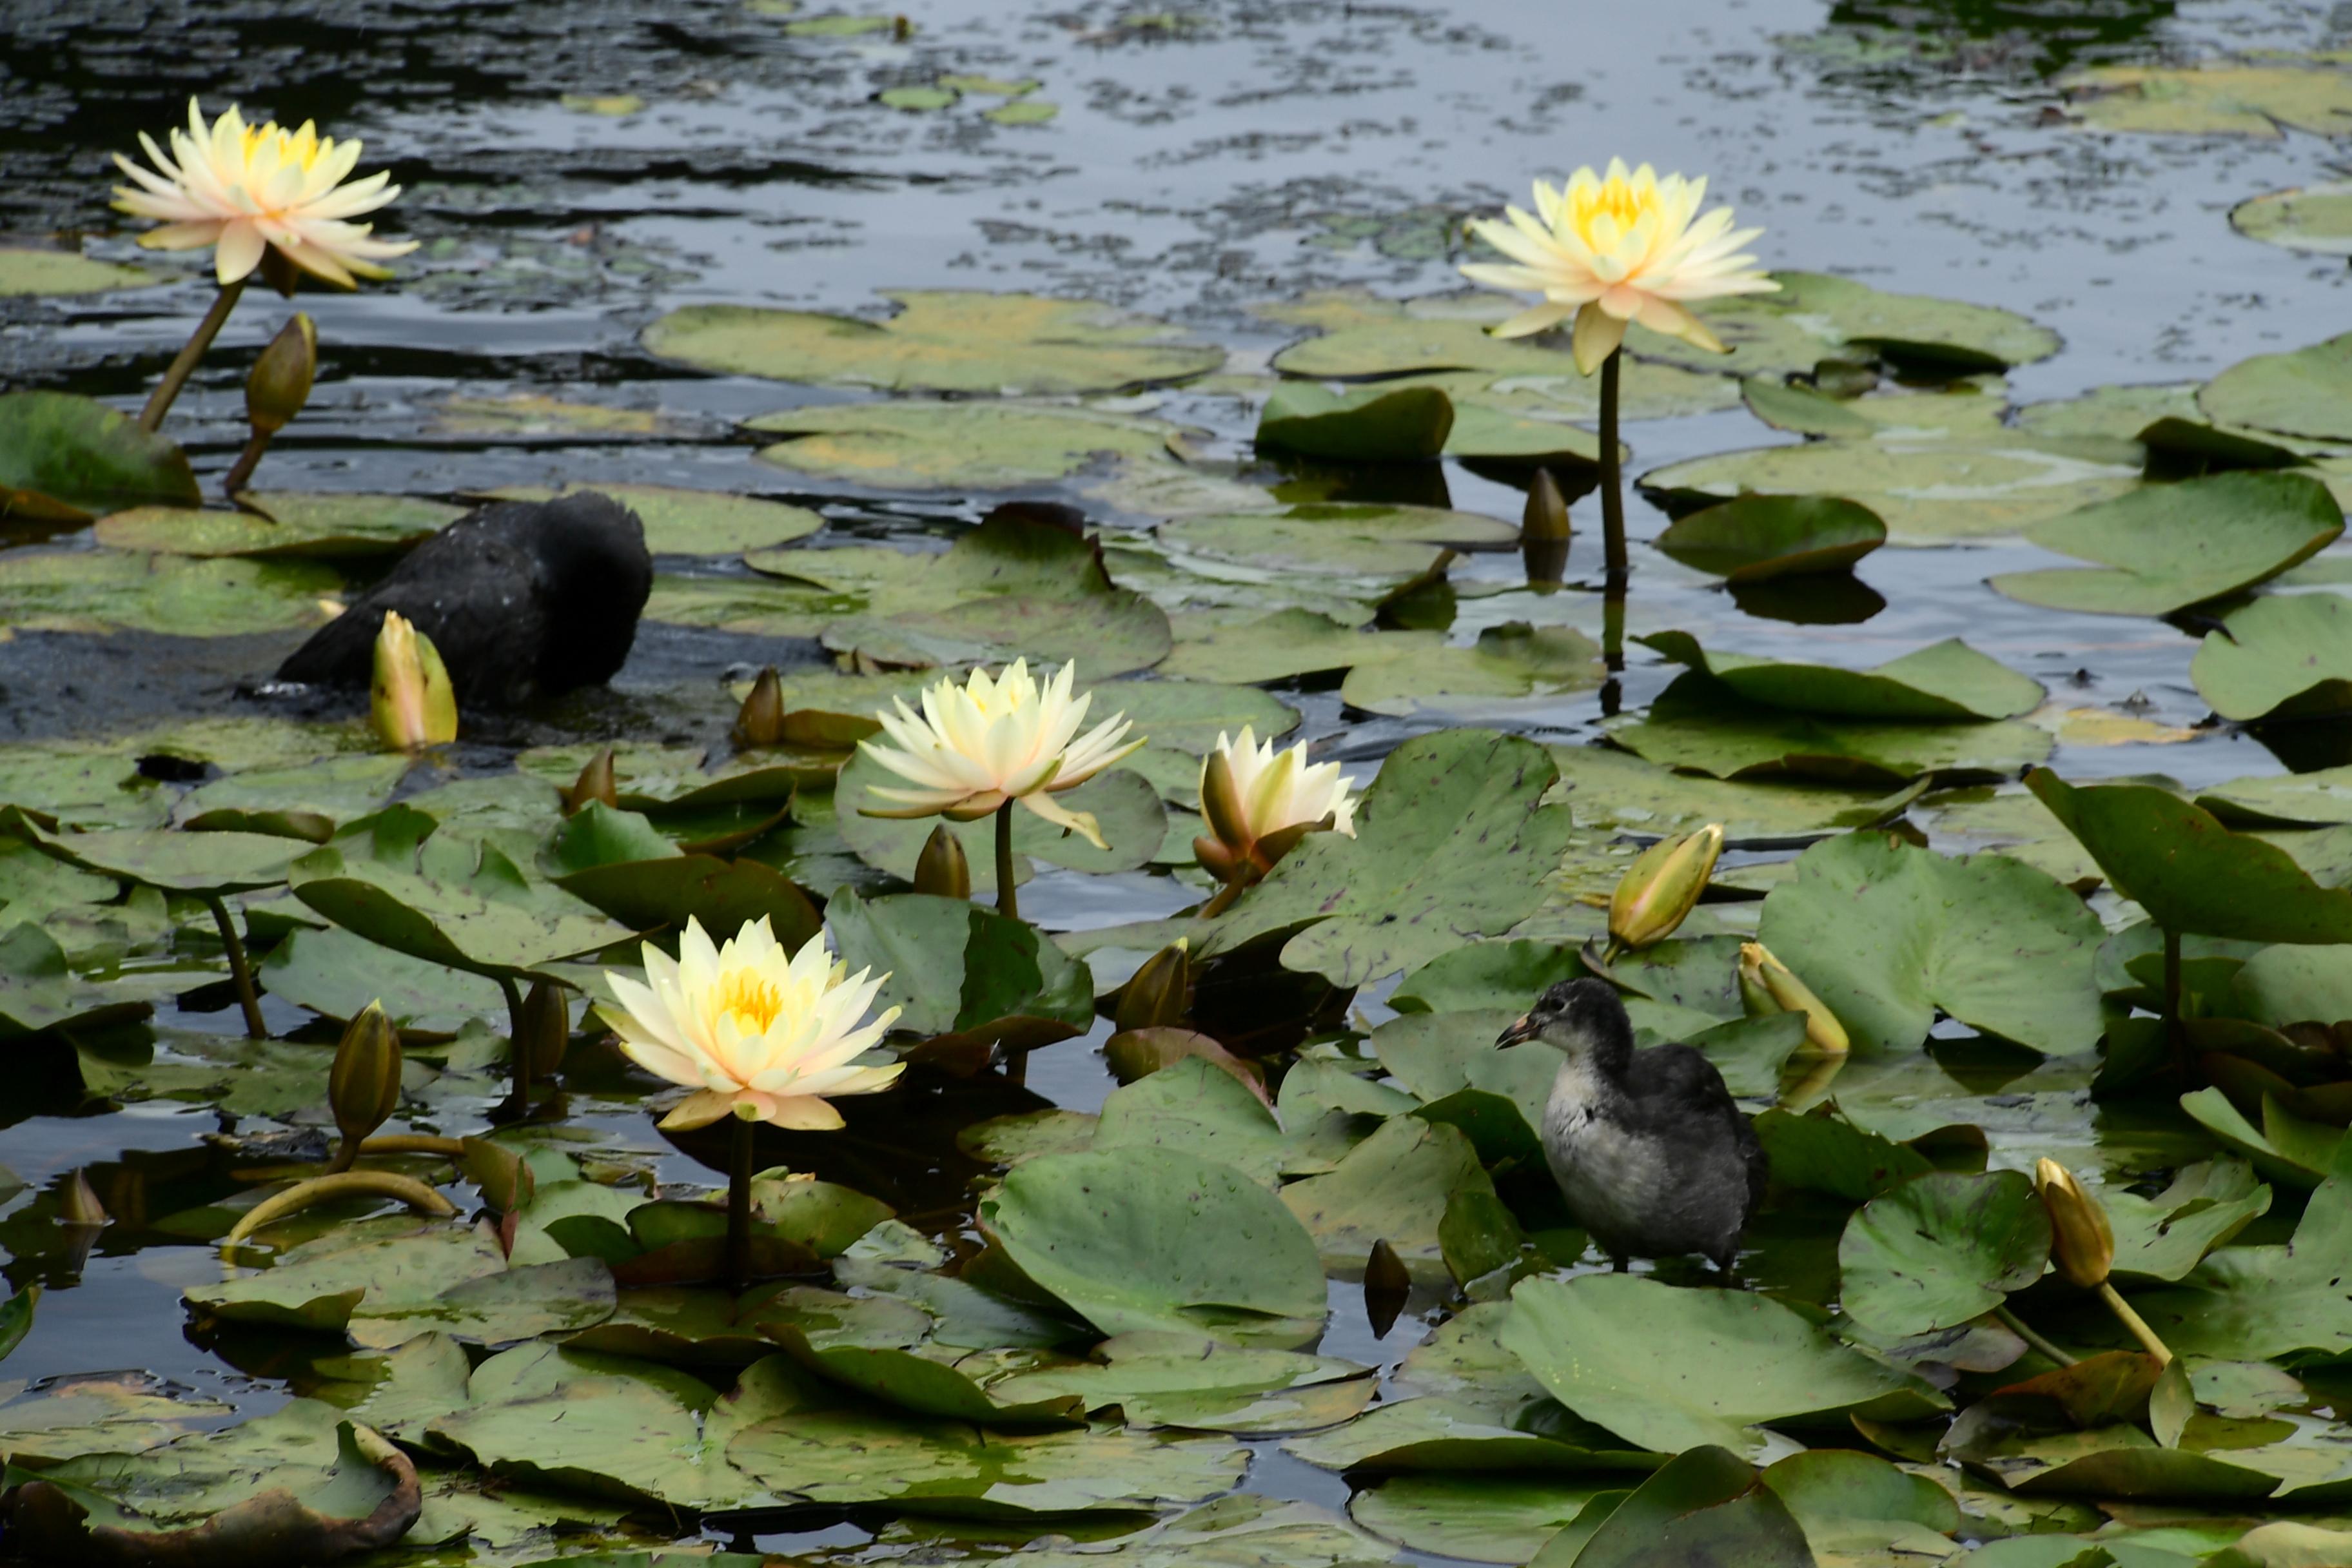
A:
1496;977;1634;1077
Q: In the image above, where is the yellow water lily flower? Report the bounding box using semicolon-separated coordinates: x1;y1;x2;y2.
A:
1461;159;1777;374
859;659;1144;850
113;97;417;288
599;916;903;1132
1195;727;1357;887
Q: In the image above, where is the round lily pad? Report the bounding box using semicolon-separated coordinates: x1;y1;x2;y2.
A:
1606;674;2053;785
1161;608;1435;685
0;246;158;296
749;400;1190;491
1637;632;2044;721
647;291;1223;394
478;484;821;554
1269;311;1736;418
2232;182;2352;254
1654;495;1887;582
1351;1475;1616;1563
1625;270;2061;378
2200;331;2352;442
1338;622;1603;718
0;549;341;636
1159;503;1516;580
2063;63;2352;139
1255;382;1453;462
1442;401;1607;467
2193;592;2352;722
0;391;200;523
1838;1171;2053;1337
96;495;465;558
819;587;1173;676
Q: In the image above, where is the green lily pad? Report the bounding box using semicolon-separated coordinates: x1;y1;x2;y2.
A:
1990;471;2343;616
547;811;821;945
2179;1088;2342;1189
1255;382;1453;462
1625;269;2061;378
186;1217;508;1332
1756;828;2108;1055
258;925;507;1035
1652;495;1888;585
879;85;958;110
1442;402;1609;467
986;1331;1375;1434
1639;632;2044;721
173;754;411;832
2232;182;2352;255
1279;1116;1517;1282
1550;743;1912;845
2202;331;2352;443
12;819;309;895
96;494;466;558
987;99;1060;125
0;246;157;297
1606;672;2052;786
1349;1474;1616;1563
1502;1273;1947;1462
1200;729;1575;986
0;1371;235;1465
1759;1447;1958;1561
1640;433;2142;545
647;291;1222;394
0;549;339;636
1340;622;1602;719
821;587;1173;676
1566;1446;1817;1568
2027;769;2352;943
1159;503;1516;582
828;889;1095;1043
1740;377;2011;440
1284;1395;1659;1474
2108;1161;2273;1282
1838;1171;2053;1337
2191;592;2352;721
749;400;1191;491
2132;1137;2352;1364
1092;1056;1292;1186
1160;608;1434;685
2063;61;2352;139
0;391;199;522
979;1148;1327;1348
1009;1496;1394;1568
0;922;153;1037
479;483;821;553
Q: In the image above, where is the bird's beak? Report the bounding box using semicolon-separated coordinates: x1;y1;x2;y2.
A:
1496;1012;1540;1048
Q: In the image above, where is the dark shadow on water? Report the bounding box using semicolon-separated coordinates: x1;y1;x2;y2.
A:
1728;575;1887;626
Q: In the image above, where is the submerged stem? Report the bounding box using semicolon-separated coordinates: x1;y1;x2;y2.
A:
995;799;1019;925
140;280;246;431
727;1113;756;1292
1995;1303;2078;1368
2099;1281;2173;1366
204;894;267;1039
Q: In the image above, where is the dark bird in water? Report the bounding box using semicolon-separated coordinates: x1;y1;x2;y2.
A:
276;491;652;707
1497;977;1766;1273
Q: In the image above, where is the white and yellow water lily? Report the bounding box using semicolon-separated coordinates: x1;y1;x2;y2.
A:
113;98;416;288
599;916;903;1131
1461;159;1776;373
1195;727;1357;889
859;659;1144;850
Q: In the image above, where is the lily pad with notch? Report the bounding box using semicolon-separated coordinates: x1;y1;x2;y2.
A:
2233;181;2352;255
827;888;1095;1054
0;246;157;297
1340;622;1604;718
2191;592;2352;723
1837;1170;2053;1337
985;1330;1375;1434
1605;673;2053;786
1637;632;2043;721
749;400;1195;492
2200;329;2352;444
1653;495;1888;582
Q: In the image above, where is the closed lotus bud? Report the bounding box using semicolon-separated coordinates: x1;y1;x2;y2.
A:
2034;1158;2115;1289
371;611;457;751
245;313;317;436
1522;467;1571;541
1608;824;1722;951
517;978;570;1080
736;667;787;747
60;1168;107;1228
564;747;618;816
1737;941;1848;1056
1115;940;1191;1033
1193;730;1358;890
914;824;971;899
330;1001;404;1145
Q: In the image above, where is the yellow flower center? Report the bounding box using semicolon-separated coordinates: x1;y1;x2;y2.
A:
1569;175;1655;244
718;968;785;1034
238;122;325;172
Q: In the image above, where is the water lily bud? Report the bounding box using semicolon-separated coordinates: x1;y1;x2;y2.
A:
736;667;787;747
244;313;316;435
1522;467;1571;541
330;1001;404;1145
564;747;618;816
2034;1158;2115;1289
370;611;457;751
1115;940;1191;1033
914;824;971;900
59;1168;107;1228
1737;941;1848;1056
1607;824;1722;952
516;978;570;1081
1193;730;1357;890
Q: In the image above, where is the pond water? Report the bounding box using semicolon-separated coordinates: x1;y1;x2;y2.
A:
8;0;2352;1562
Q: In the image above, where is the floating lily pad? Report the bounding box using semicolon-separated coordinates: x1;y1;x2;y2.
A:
0;1371;235;1464
1652;495;1888;582
2202;331;2352;443
648;291;1222;394
1012;1496;1393;1568
821;587;1173;676
0;922;153;1036
0;549;340;636
1628;270;2059;377
1200;729;1574;986
1503;1273;1946;1462
1288;1116;1520;1284
13;818;310;895
96;494;466;558
979;1148;1328;1347
1256;383;1453;462
2063;62;2352;139
749;400;1190;491
1990;471;2343;616
1442;402;1609;468
1160;609;1435;685
1159;503;1515;582
1340;622;1603;718
1349;1474;1615;1563
258;925;506;1035
430;393;678;439
2232;182;2352;255
1092;1057;1293;1186
2133;1138;2352;1360
1606;673;2052;786
2179;1088;2341;1189
1284;1395;1657;1475
1548;743;1910;845
1756;829;2108;1055
1574;1446;1817;1568
1639;633;2044;721
2191;593;2352;722
479;483;821;554
1740;377;2010;440
0;246;157;297
1838;1171;2053;1337
0;391;199;522
828;889;1095;1048
1641;434;2142;545
987;99;1060;125
987;1331;1374;1434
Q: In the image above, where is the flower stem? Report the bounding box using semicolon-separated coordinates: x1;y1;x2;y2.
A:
222;1170;456;1253
1597;348;1628;598
995;799;1019;925
140;280;246;432
497;974;530;1119
203;894;267;1039
1995;1303;2078;1367
727;1113;756;1292
1199;877;1244;919
2099;1280;2173;1365
220;427;274;497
